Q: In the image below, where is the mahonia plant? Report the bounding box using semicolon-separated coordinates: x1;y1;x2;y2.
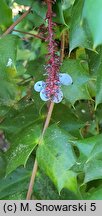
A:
34;0;73;103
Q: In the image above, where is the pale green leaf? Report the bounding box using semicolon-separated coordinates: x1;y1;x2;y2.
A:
69;0;93;52
82;0;102;49
0;35;19;104
74;134;102;157
61;59;91;105
37;125;78;193
84;160;102;183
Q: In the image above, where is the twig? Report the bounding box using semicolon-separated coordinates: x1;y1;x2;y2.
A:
13;29;45;41
26;159;38;200
60;32;65;62
2;7;31;37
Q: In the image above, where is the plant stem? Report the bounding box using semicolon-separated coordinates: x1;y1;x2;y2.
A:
26;0;65;200
26;102;54;200
12;29;45;41
60;32;65;62
26;159;38;200
2;7;31;37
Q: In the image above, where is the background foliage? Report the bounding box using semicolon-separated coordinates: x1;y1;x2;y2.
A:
0;0;102;200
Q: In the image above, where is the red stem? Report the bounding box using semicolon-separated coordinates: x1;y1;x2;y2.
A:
12;29;45;41
2;7;31;36
45;0;60;98
47;1;55;72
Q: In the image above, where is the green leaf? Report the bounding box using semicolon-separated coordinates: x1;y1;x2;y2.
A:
83;139;102;183
74;134;102;157
96;104;102;125
53;0;66;25
75;101;93;123
26;58;45;79
61;59;91;105
0;35;19;104
28;13;45;28
0;102;42;175
37;124;78;194
0;80;16;103
62;0;75;10
32;1;47;20
86;46;102;107
14;0;33;6
0;35;18;71
0;151;7;178
34;170;61;200
69;0;93;52
74;133;102;183
0;104;10;118
84;160;102;183
28;0;47;28
4;191;26;200
34;169;79;200
86;140;102;162
26;1;47;28
0;164;79;200
82;0;102;49
14;14;33;33
86;48;101;75
0;0;12;29
0;103;40;135
52;103;84;138
6;124;41;175
17;48;34;61
96;59;102;107
86;186;102;200
0;167;31;199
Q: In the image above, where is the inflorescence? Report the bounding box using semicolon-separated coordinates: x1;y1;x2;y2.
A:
34;0;73;103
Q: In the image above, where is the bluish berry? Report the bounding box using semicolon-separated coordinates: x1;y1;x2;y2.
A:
51;89;63;103
59;73;73;86
34;81;45;92
40;89;50;101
